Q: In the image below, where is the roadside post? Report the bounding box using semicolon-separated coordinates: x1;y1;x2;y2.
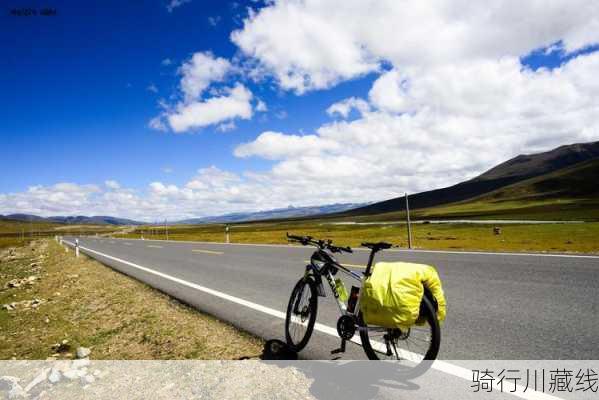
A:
75;238;80;258
405;192;413;249
225;225;230;243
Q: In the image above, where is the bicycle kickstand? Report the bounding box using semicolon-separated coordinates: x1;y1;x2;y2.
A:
331;339;346;355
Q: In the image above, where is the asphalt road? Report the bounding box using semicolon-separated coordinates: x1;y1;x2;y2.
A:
62;236;599;361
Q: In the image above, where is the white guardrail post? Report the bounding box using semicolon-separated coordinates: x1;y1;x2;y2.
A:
75;238;80;258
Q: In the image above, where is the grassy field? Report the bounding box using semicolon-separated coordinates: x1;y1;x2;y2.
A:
353;197;599;223
0;240;263;359
117;219;599;254
0;220;122;250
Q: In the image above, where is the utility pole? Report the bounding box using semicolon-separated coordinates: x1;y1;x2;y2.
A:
405;192;413;249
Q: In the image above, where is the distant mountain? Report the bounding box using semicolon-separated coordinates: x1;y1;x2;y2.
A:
176;203;365;224
0;214;142;226
343;140;599;216
473;141;599;182
476;157;599;202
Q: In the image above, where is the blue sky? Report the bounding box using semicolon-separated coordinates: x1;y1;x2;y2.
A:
1;1;598;220
1;0;374;192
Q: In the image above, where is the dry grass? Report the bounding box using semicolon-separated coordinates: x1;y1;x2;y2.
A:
0;240;263;360
119;220;599;254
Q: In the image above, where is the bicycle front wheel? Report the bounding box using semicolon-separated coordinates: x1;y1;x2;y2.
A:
359;295;440;364
285;277;318;351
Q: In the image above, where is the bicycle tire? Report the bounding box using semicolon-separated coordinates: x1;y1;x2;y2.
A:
359;296;441;364
285;277;318;351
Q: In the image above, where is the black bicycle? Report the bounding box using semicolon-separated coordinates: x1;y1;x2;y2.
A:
285;234;440;367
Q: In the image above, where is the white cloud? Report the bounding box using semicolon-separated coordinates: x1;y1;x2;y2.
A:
161;58;173;66
167;84;253;132
208;16;221;26
148;116;168;132
234;131;338;160
368;69;408;113
152;52;259;132
256;99;268;112
216;121;237;132
146;84;158;93
232;0;599;93
6;2;599;220
232;51;599;202
105;180;121;190
326;97;370;118
179;52;231;101
166;0;191;13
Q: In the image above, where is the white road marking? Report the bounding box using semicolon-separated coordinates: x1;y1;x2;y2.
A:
192;249;223;255
88;237;599;259
62;239;563;400
124;243;132;246
147;245;163;249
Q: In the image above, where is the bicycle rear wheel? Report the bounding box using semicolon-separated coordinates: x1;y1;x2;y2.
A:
285;277;318;351
359;296;440;365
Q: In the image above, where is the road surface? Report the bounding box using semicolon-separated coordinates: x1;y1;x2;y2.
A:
62;236;599;361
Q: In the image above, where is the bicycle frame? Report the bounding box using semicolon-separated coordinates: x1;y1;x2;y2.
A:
304;249;369;321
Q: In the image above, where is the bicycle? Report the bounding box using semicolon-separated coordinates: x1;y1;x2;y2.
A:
284;233;441;367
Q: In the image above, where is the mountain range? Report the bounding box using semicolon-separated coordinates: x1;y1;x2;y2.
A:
343;140;599;217
2;140;597;225
0;203;364;226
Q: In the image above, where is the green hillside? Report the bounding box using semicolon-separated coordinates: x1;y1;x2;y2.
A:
352;158;599;222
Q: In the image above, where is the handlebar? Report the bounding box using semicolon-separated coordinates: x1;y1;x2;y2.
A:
286;233;353;254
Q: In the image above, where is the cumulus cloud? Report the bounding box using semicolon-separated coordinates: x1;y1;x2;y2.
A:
179;52;231;101
232;0;599;93
150;52;257;133
326;97;370;118
5;1;599;220
232;51;599;203
167;84;253;132
234;131;339;160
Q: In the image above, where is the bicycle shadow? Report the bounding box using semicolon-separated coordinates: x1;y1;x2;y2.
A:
298;361;422;399
257;340;430;400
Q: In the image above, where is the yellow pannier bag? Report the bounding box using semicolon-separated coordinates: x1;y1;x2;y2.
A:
359;262;446;330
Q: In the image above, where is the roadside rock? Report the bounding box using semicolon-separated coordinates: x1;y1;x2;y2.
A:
5;276;38;289
62;369;87;381
76;347;91;359
0;376;26;399
0;376;20;391
47;369;61;384
72;359;90;369
4;298;45;311
24;368;49;392
8;385;27;399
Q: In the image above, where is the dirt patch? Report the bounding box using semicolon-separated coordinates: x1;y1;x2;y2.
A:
0;240;263;360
